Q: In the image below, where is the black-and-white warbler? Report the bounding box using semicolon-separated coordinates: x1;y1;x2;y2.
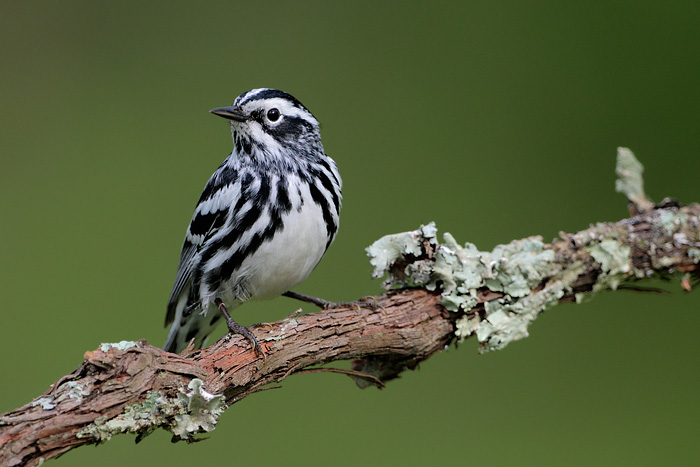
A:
164;89;342;358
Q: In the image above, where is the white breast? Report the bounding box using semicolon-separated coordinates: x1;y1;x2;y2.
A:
241;197;329;300
198;177;333;310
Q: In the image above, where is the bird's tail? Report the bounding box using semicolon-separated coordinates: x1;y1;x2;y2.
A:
163;300;223;353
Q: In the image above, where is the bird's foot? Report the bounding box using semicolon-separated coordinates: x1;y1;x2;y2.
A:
283;291;385;314
215;298;268;365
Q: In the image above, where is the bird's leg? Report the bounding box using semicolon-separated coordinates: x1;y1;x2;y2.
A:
282;291;385;314
214;298;267;365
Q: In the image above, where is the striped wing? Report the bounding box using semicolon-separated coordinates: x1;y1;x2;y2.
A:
164;164;237;326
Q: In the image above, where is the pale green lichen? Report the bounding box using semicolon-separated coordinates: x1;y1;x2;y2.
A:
30;382;91;411
51;381;92;405
99;341;140;352
658;210;686;234
366;216;640;352
471;262;586;351
434;236;558;315
586;239;631;291
367;222;438;288
366;148;692;354
267;318;298;341
32;397;56;410
367;224;559;317
428;233;485;311
615;147;654;211
171;378;226;438
78;391;171;442
454;313;480;340
688;248;700;263
483;238;557;297
367;223;585;351
78;378;224;442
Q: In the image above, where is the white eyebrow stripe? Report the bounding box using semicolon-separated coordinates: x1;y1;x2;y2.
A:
234;88;268;106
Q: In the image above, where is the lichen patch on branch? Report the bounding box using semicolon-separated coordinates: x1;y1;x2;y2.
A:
367;224;583;352
77;378;224;443
615;147;655;213
367;149;699;353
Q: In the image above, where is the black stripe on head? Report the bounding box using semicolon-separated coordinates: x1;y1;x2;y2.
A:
237;89;308;111
265;116;315;141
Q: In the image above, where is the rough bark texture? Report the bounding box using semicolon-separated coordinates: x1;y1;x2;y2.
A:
0;290;452;467
1;201;698;467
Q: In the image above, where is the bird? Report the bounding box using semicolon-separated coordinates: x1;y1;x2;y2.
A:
164;88;342;359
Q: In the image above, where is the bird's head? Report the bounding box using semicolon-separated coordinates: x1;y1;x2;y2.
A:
210;88;321;158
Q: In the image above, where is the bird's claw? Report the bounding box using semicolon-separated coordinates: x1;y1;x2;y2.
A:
356;296;386;313
250;322;273;331
283;291;385;314
216;298;268;366
322;296;385;314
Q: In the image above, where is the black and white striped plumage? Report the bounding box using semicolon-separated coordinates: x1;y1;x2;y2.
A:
164;89;341;353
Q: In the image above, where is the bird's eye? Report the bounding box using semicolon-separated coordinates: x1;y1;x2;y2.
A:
267;108;280;122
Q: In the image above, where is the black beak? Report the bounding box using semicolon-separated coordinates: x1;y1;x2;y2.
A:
210;106;248;122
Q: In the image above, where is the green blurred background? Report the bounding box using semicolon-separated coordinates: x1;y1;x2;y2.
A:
1;2;699;465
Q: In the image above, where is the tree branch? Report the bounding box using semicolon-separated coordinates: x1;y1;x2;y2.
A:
1;149;698;467
0;291;451;466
